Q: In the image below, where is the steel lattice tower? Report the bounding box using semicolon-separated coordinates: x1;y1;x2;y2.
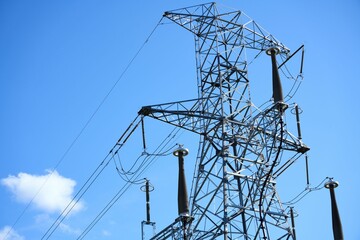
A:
139;2;309;239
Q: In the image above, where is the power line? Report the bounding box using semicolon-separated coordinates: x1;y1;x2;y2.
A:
3;17;165;240
76;125;183;239
40;115;140;239
41;109;180;239
41;153;111;240
283;177;329;206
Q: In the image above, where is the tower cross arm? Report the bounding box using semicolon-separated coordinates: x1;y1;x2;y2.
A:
138;98;223;135
163;3;290;53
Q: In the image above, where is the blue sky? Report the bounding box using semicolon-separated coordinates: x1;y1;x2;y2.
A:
1;1;359;239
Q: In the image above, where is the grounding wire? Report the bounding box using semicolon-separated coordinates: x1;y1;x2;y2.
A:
77;126;183;239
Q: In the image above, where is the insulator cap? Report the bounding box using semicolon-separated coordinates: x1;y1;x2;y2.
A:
266;47;280;55
173;144;189;156
324;180;339;189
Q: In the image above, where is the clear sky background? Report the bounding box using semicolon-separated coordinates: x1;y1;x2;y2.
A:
1;1;359;240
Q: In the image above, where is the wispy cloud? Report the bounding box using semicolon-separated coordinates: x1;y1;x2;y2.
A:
1;170;83;214
102;230;111;237
32;213;81;237
0;226;24;240
58;222;81;236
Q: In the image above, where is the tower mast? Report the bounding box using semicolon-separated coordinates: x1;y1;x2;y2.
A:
140;3;309;239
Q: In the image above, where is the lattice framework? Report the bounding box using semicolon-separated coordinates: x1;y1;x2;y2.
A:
140;3;308;239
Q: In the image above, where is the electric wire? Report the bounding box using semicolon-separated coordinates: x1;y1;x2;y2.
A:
278;48;305;101
282;177;329;206
41;115;141;240
41;155;112;240
4;16;164;240
112;143;175;181
76;126;183;239
112;114;186;180
112;126;182;184
10;7;315;240
39;17;166;239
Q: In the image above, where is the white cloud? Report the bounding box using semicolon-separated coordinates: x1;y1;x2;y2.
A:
58;222;81;236
1;170;83;214
33;213;81;236
102;230;111;237
0;226;24;240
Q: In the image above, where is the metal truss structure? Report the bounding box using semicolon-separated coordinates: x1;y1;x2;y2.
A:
139;2;309;239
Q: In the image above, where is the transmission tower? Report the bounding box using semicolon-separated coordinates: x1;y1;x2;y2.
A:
139;2;309;239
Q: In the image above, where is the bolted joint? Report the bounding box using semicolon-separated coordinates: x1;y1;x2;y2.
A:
297;144;310;154
138;106;153;116
222;175;229;184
